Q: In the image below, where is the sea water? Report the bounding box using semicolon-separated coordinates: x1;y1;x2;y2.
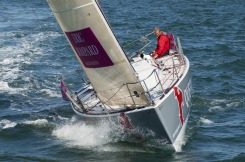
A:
0;0;244;161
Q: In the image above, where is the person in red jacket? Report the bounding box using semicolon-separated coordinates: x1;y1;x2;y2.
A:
152;27;170;59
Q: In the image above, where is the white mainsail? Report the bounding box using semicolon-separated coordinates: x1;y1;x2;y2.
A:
47;0;148;107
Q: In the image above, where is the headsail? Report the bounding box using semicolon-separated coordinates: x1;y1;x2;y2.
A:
47;0;148;107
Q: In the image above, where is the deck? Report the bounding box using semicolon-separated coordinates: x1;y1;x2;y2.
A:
68;51;187;115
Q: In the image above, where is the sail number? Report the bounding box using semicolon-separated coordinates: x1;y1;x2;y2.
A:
71;33;85;43
70;32;100;57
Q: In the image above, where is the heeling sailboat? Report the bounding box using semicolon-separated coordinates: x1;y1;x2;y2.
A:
47;0;192;151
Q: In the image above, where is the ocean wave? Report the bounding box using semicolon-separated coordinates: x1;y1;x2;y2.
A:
0;31;25;39
200;117;214;124
1;58;14;65
23;119;49;127
230;153;245;161
208;98;244;112
40;89;61;98
0;30;64;95
0;81;27;94
0;119;17;130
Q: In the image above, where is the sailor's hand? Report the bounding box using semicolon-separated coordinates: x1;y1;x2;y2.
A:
152;52;158;59
150;51;154;56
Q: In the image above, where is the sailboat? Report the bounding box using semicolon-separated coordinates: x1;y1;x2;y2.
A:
47;0;191;151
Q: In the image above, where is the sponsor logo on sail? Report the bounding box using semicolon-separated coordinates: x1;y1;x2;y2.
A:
65;28;114;68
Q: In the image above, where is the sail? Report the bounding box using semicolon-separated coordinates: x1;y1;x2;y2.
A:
47;0;148;106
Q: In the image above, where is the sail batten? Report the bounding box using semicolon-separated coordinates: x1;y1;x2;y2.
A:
47;0;148;107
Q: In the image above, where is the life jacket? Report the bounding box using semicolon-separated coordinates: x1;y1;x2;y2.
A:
166;33;177;51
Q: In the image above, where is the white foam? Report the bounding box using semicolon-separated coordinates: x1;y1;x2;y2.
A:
40;89;61;98
200;117;214;124
209;105;223;112
52;118;173;152
57;115;69;121
0;81;9;90
0;119;17;129
96;145;148;153
23;119;49;126
52;120;117;148
208;98;243;112
226;102;240;108
0;81;27;94
210;99;227;105
173;115;189;152
1;58;14;65
1;67;20;81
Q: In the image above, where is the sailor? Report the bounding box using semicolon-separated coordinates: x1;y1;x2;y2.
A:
152;27;170;59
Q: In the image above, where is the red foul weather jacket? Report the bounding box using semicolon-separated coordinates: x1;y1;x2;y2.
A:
155;33;170;57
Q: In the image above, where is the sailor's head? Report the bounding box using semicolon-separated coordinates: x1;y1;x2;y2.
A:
120;113;125;117
154;27;161;37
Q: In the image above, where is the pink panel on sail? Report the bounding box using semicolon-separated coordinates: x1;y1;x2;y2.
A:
65;28;114;68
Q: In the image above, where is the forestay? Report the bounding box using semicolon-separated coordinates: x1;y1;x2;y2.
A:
47;0;148;107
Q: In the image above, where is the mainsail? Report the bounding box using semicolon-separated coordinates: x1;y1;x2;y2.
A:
47;0;148;107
